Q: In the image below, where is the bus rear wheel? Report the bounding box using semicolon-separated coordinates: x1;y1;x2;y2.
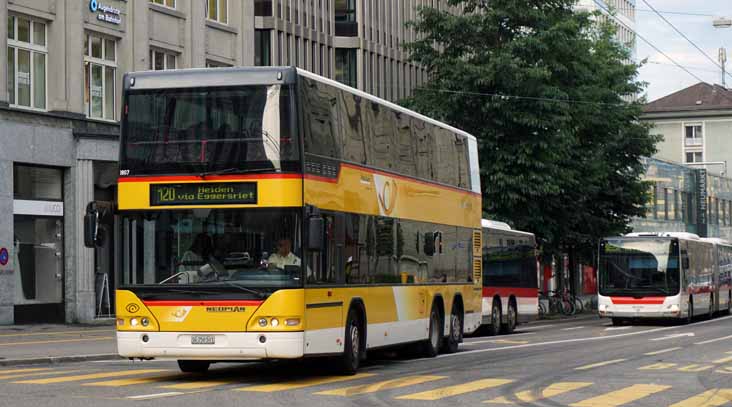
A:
489;299;502;336
442;307;462;354
177;360;210;373
422;305;442;357
338;309;362;375
502;301;517;334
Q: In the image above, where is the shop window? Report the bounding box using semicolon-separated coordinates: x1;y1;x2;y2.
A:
150;0;175;8
206;0;228;24
149;49;177;71
84;33;116;120
7;15;46;110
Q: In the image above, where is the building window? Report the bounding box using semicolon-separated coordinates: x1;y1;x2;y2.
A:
684;124;703;146
84;33;116;120
206;0;228;24
150;0;175;8
255;30;272;66
335;48;356;88
7;16;46;110
149;49;176;71
335;0;357;36
255;0;273;16
685;151;703;164
205;60;231;68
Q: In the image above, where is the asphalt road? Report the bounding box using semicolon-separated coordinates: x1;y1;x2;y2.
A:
1;314;732;406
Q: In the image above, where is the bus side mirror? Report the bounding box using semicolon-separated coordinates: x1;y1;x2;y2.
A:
84;203;98;248
308;216;324;252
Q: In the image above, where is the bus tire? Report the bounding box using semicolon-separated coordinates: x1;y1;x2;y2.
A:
422;303;442;357
442;303;463;354
686;296;694;324
489;298;502;336
502;299;517;334
177;360;210;373
338;308;362;375
709;293;714;319
727;291;731;314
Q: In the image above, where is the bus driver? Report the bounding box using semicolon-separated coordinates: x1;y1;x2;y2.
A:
267;237;301;270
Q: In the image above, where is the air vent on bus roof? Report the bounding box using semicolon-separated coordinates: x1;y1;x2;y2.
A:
481;219;512;230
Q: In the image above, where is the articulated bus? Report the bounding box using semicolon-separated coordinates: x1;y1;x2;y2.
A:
598;232;732;325
481;220;538;335
86;67;483;374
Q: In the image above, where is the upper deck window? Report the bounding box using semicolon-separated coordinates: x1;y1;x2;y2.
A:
121;85;299;176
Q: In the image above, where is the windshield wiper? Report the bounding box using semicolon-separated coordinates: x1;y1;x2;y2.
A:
199;167;276;178
166;288;222;296
210;281;268;299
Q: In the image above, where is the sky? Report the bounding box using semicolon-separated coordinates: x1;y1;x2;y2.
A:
636;0;732;102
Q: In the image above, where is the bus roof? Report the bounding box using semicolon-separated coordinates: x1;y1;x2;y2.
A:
122;66;476;143
621;232;701;240
481;219;535;237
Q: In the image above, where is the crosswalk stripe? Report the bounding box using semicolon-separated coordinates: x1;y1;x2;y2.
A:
678;364;713;372
160;380;233;390
13;369;168;384
84;374;187;387
0;370;83;380
574;359;626;371
639;363;677;370
395;378;513;401
314;375;445;396
235;373;375;392
669;389;732;407
483;382;592;404
570;384;671;406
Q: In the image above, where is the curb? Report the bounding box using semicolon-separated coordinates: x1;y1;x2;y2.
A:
0;354;122;367
531;313;600;324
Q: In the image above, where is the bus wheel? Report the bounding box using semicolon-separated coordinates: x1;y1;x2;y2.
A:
422;304;442;357
177;360;210;373
728;291;731;314
686;296;694;324
502;301;517;334
489;299;502;336
339;309;362;375
442;307;462;354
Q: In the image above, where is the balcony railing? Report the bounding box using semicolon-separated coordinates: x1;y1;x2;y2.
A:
685;137;703;146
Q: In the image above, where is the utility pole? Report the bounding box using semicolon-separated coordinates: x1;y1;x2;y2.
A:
720;48;728;87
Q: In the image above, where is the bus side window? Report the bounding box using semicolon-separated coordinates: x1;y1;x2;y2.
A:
681;247;690;287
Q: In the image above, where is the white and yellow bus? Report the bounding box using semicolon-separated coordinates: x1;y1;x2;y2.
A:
85;67;483;374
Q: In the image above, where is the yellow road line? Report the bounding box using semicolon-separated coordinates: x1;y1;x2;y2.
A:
644;347;681;356
570;384;671;407
0;370;83;380
669;389;732;407
84;374;186;387
14;369;168;384
678;364;713;372
160;380;233;390
574;359;627;371
713;355;732;364
716;367;732;374
491;339;529;345
236;373;375;392
0;329;114;338
315;375;445;396
639;363;677;370
396;378;513;401
519;382;593;402
0;368;50;375
0;336;113;347
484;396;513;404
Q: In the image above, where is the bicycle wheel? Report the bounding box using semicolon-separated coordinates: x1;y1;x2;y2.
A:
561;298;575;316
573;296;584;314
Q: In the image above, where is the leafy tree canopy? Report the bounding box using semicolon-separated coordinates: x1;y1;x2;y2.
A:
402;0;659;259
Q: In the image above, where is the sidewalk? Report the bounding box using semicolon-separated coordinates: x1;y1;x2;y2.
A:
0;323;119;366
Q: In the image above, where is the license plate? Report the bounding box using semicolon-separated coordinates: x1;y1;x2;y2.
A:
191;335;215;345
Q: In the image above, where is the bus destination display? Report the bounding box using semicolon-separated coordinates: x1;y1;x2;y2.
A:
150;183;257;206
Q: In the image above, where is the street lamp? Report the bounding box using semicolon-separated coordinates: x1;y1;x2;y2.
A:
714;17;732;29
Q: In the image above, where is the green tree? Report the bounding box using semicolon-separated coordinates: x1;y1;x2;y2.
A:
402;0;659;270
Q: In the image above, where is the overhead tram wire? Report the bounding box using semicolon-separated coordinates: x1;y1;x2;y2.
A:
635;9;716;18
592;0;707;84
639;0;732;84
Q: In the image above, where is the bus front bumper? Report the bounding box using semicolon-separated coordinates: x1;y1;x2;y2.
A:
598;304;682;319
117;331;304;360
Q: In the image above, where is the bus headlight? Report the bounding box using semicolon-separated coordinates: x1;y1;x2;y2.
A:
270;318;279;327
130;318;139;327
141;317;150;327
258;318;268;327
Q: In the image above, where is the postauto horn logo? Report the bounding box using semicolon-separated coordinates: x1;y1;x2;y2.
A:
89;0;98;12
125;303;140;313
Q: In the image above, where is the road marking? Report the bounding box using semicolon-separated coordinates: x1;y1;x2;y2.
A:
236;373;375;392
14;369;168;384
713;353;732;364
396;378;513;401
575;359;627;371
570;384;671;406
425;315;732;361
678;364;714;372
0;336;113;347
644;347;682;356
127;392;185;400
639;363;677;370
314;375;445;396
651;333;694;341
0;368;50;375
0;369;83;380
0;329;113;338
84;374;186;387
160;380;233;390
562;326;585;331
485;381;593;404
715;367;732;374
696;335;732;345
491;339;530;345
605;327;632;331
669;389;732;407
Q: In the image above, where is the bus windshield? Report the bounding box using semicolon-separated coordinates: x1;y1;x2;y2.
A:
599;238;681;296
121;85;299;176
119;208;302;289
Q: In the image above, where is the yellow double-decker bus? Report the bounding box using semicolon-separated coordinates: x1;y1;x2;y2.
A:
86;67;482;374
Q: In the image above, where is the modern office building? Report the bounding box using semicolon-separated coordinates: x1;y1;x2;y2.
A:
576;0;636;59
0;0;440;324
